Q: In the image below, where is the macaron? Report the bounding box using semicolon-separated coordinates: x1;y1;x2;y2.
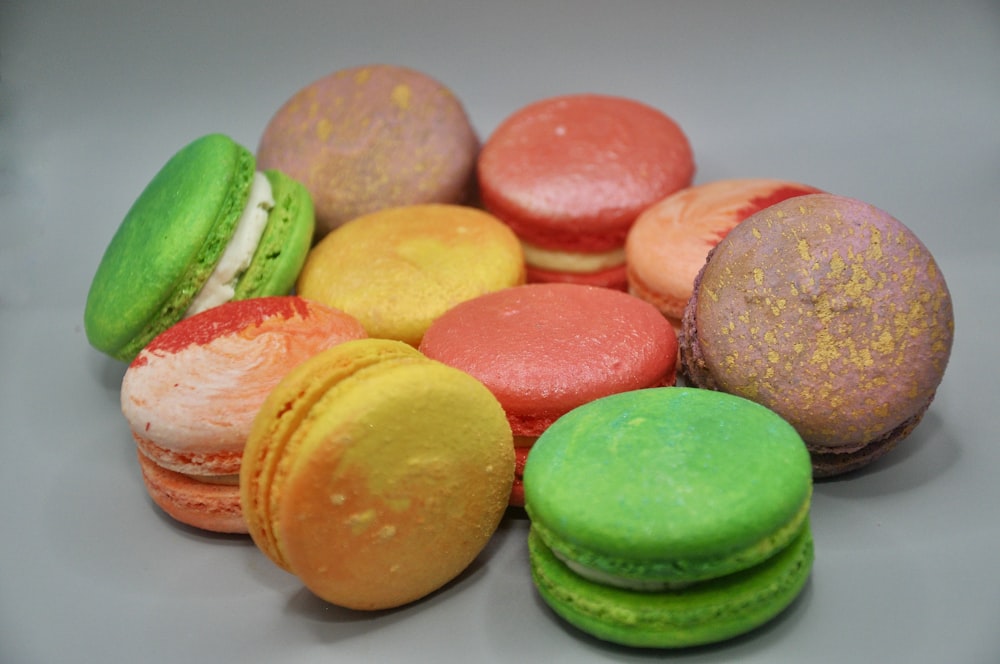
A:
121;296;366;533
524;387;814;648
296;203;525;346
257;64;479;238
477;93;695;289
680;193;954;476
419;283;678;506
240;338;514;610
85;133;315;362
626;178;822;329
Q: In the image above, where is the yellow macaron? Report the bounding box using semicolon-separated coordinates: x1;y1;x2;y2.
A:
240;338;514;610
295;204;525;346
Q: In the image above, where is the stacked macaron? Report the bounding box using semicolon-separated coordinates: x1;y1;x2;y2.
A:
83;62;956;646
478;94;695;290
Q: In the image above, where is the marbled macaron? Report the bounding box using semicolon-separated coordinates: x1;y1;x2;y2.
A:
626;178;821;329
121;296;366;532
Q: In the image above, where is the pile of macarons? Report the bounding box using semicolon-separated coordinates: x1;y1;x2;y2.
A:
84;63;954;649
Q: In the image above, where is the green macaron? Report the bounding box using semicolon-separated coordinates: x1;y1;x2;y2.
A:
523;387;814;648
84;133;314;362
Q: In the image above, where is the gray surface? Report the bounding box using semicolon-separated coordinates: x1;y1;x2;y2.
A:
2;1;998;662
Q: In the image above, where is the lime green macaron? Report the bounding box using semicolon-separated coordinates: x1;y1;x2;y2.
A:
523;387;814;648
84;133;314;362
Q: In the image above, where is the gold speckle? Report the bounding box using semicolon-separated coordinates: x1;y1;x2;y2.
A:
797;239;812;261
316;118;333;141
377;525;397;540
354;68;372;84
329;493;345;506
391;84;411;110
753;267;764;285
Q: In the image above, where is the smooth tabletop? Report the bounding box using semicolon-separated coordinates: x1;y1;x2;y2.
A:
2;2;998;662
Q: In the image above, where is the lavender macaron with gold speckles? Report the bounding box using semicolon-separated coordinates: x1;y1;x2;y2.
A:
680;193;953;477
257;64;479;239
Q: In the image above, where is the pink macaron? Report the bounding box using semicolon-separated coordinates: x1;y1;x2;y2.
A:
121;296;367;532
626;178;822;329
419;283;678;505
257;64;479;239
680;194;954;476
477;94;695;290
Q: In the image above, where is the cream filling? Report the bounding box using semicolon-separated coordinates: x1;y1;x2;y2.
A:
553;549;694;591
185;172;275;317
521;240;625;274
183;473;240;486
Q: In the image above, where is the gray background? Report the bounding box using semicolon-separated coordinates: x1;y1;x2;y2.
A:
2;1;998;662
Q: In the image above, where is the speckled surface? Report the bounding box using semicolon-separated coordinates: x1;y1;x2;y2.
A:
257;64;479;238
627;178;821;325
681;194;953;472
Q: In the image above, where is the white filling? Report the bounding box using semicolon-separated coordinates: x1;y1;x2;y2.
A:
185;172;274;317
554;549;693;591
521;239;626;273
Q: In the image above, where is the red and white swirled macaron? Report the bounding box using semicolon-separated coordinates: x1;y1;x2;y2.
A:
120;296;366;532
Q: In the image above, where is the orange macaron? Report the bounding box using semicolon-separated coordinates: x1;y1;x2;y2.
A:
478;94;695;289
120;296;366;533
241;338;514;610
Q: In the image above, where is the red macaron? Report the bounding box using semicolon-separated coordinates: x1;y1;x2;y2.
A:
419;283;678;505
477;94;695;290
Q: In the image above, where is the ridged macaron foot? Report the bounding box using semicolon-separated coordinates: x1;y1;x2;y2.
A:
523;387;814;648
680;193;954;476
240;338;514;610
85;134;315;362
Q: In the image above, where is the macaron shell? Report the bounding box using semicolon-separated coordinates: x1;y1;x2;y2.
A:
478;94;694;253
232;170;314;300
136;451;245;534
122;297;366;476
528;525;814;648
682;193;954;454
296;204;525;346
523;388;813;584
419;283;678;437
257;64;479;237
626;179;822;322
242;339;423;568
85;133;254;361
241;339;514;610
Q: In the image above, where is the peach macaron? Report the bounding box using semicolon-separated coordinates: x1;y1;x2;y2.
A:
626;178;822;330
120;296;366;533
